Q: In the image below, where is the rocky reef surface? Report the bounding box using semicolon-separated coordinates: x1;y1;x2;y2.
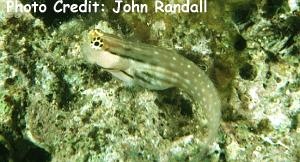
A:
0;0;299;161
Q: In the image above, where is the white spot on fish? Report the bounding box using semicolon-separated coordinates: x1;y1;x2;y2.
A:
186;80;191;84
135;47;142;51
170;63;176;68
191;90;195;95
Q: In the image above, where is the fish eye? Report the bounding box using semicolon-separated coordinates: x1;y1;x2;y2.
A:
88;29;105;50
94;41;100;46
91;36;104;50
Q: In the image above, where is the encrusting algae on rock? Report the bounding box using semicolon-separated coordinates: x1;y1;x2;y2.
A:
81;28;221;153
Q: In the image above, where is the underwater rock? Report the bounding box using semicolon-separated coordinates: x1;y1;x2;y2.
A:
0;0;299;161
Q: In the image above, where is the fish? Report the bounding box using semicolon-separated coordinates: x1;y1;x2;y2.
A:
81;29;221;148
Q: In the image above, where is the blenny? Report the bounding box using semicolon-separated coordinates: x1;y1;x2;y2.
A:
81;29;221;149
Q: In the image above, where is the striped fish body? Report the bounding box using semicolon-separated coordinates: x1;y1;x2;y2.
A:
82;29;221;146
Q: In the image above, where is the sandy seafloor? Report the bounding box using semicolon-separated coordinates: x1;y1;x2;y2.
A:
0;0;299;161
